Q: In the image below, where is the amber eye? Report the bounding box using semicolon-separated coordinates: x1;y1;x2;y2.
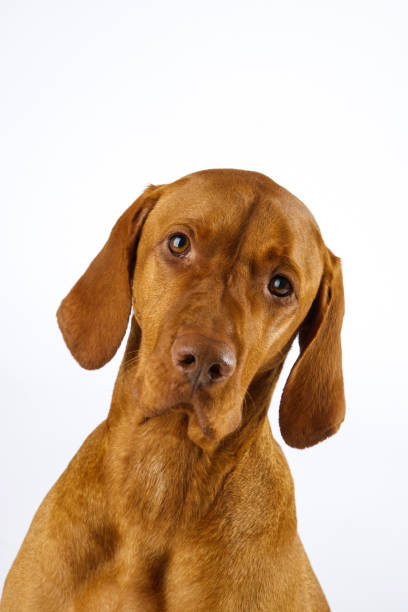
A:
168;233;191;256
268;275;293;297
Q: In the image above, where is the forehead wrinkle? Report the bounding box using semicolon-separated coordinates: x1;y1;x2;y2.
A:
222;192;261;276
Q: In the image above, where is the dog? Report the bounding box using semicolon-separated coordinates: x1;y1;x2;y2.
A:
1;169;345;611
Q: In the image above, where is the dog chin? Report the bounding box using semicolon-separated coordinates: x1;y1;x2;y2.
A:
135;386;243;451
186;402;243;452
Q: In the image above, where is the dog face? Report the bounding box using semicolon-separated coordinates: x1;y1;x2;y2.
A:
131;171;325;448
58;169;345;450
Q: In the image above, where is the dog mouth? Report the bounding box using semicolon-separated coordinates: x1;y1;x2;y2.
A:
133;363;243;448
139;397;216;440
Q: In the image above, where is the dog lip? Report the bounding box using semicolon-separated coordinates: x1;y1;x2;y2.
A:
138;398;215;439
141;400;193;417
169;401;194;413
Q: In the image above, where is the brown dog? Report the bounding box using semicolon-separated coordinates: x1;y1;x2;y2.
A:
1;169;345;611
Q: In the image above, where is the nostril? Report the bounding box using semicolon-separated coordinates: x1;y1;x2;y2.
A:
208;363;222;380
179;354;196;368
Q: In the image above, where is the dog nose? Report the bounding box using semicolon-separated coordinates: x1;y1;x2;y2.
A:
171;334;236;388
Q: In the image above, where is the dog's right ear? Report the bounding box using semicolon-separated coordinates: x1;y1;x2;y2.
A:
57;185;161;370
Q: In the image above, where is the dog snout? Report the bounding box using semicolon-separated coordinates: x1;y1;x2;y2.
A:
171;334;236;388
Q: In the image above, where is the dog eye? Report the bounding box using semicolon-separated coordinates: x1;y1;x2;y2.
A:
268;275;293;297
168;233;191;256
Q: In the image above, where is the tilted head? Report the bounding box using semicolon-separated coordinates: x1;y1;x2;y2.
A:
57;169;345;450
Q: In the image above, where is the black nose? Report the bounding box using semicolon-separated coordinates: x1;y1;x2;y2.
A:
171;334;236;389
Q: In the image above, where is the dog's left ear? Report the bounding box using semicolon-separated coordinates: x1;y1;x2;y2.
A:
279;250;345;448
57;185;161;370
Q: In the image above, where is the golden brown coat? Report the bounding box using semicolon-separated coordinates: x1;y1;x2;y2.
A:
1;169;345;611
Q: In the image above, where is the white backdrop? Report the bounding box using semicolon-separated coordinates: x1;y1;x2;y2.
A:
1;1;407;609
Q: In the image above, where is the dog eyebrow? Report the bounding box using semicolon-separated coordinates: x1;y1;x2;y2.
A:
162;217;204;237
263;250;301;281
165;216;206;228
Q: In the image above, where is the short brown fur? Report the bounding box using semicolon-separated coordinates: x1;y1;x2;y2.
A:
1;169;345;611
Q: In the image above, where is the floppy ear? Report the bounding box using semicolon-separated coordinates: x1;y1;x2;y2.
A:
279;250;345;448
57;185;161;370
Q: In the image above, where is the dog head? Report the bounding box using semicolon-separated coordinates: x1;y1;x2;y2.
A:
57;169;345;450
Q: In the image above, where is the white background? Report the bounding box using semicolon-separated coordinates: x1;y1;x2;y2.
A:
1;1;407;609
